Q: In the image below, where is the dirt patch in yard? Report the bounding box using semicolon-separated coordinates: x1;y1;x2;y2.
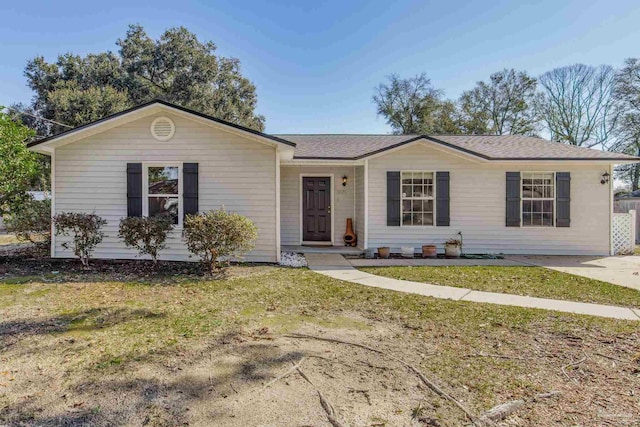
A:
1;262;639;426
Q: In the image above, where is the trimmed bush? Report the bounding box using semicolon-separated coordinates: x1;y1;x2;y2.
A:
118;216;173;264
53;212;107;267
5;198;51;247
183;209;258;272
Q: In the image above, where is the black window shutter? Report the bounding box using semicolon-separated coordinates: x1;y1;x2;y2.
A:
556;172;571;227
183;163;199;219
506;172;521;227
436;171;450;226
127;163;142;217
387;171;401;226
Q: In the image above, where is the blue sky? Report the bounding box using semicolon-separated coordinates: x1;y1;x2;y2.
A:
2;0;640;133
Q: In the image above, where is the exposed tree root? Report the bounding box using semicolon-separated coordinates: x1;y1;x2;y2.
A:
295;364;346;427
261;356;306;390
480;391;561;423
561;352;588;384
285;333;483;426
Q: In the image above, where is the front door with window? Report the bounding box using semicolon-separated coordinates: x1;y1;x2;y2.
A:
302;177;331;242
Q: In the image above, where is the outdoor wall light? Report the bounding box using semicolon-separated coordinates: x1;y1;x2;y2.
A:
342;175;348;186
600;172;610;185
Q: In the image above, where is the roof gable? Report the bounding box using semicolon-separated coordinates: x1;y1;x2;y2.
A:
28;100;296;154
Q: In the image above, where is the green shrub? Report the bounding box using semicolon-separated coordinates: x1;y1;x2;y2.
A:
118;216;173;264
5;198;51;246
53;212;107;267
183;209;258;272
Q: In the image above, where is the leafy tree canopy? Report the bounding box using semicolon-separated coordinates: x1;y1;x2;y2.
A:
373;73;461;135
14;24;265;135
458;69;540;135
0;109;40;215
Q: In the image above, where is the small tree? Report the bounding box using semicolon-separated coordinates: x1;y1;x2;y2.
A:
53;212;107;267
5;198;51;247
118;216;173;264
0;108;41;216
183;209;258;272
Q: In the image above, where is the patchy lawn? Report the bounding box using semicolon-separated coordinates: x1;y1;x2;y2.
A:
360;265;640;309
1;262;639;426
0;235;20;246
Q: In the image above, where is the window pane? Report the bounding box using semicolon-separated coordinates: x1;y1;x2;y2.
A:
148;166;178;194
402;185;411;197
402;173;412;185
542;213;553;226
523;213;532;226
412;212;423;225
402;213;412;225
423;212;434;225
413;199;424;212
532;213;543;226
149;196;179;224
425;184;433;197
424;199;433;212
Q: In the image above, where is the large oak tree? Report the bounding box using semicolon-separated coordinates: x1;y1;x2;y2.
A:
14;24;265;136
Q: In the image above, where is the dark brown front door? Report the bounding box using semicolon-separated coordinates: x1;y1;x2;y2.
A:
303;177;331;242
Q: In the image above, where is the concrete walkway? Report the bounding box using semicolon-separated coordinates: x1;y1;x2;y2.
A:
304;254;640;321
506;255;640;292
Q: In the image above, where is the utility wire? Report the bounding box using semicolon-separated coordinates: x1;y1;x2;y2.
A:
6;106;74;129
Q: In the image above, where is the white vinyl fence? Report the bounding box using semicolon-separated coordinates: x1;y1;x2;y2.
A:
612;209;636;255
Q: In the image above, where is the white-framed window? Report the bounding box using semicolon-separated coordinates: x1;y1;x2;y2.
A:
522;172;554;227
401;171;435;226
143;163;182;227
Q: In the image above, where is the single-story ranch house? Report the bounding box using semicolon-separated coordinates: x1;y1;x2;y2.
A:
28;100;640;262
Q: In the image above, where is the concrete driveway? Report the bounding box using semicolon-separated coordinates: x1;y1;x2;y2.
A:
505;255;640;291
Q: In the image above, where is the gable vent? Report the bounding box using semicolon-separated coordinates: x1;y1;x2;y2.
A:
150;116;175;141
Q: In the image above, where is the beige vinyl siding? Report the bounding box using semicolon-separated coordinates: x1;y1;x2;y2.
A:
280;166;356;245
54;113;277;262
355;165;365;248
367;143;610;255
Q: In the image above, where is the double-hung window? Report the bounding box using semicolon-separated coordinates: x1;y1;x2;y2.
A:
522;172;554;227
143;164;182;226
401;171;435;226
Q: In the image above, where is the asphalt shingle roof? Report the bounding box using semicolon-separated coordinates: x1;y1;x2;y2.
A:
275;134;639;161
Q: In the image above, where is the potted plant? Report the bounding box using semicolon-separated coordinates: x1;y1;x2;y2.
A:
400;246;414;258
444;238;462;258
377;246;390;259
421;244;437;258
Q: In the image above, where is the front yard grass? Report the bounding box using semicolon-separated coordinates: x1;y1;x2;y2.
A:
360;265;640;308
1;263;639;426
0;234;20;246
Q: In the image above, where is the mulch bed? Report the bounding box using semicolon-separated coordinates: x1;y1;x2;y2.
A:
0;246;232;281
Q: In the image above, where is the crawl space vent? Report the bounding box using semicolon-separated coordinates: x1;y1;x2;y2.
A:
150;116;175;141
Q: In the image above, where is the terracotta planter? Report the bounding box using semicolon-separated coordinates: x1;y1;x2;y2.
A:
377;247;390;259
422;245;437;258
444;243;461;258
